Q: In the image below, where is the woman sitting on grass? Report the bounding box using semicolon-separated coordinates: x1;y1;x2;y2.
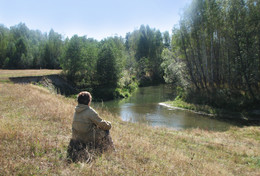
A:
67;91;115;162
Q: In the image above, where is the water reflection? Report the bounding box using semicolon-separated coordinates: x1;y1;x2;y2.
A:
98;85;233;131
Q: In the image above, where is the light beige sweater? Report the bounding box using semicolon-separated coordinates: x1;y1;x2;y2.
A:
72;104;111;144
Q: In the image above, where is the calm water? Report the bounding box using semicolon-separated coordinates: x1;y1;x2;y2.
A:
97;85;233;131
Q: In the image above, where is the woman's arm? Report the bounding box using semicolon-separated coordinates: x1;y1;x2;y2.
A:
88;107;111;130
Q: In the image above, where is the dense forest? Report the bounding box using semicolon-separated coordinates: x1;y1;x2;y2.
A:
0;0;259;109
0;23;167;99
169;0;260;110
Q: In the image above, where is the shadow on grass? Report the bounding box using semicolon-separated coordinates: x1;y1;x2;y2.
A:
202;108;260;127
9;75;78;96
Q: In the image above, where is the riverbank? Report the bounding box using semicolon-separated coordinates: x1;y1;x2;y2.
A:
0;69;138;100
1;81;260;175
161;99;260;125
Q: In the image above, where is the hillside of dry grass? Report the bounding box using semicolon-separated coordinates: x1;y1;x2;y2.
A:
0;81;259;175
0;69;61;80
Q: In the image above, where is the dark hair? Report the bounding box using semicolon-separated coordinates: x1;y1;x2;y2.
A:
77;91;92;105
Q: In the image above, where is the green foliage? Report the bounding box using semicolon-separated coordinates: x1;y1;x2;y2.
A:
114;88;130;98
59;36;131;100
163;31;171;48
60;35;84;80
174;86;187;100
161;48;187;87
60;35;99;88
117;70;138;97
0;23;168;100
0;25;9;67
97;38;124;87
3;57;10;68
42;29;62;69
0;23;62;69
171;0;260;108
125;25;165;83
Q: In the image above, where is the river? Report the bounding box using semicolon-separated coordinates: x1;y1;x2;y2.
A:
97;84;233;131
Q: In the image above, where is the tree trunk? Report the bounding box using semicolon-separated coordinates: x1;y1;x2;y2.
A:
181;32;200;90
210;36;214;87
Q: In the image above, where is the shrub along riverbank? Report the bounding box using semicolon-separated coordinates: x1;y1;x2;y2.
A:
0;81;260;175
162;96;260;126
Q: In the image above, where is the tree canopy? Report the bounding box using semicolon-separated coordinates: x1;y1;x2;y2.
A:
1;0;259;105
167;0;260;108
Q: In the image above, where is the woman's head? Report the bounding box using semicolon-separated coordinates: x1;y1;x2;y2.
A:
77;91;92;105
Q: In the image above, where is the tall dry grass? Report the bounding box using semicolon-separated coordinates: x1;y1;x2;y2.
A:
0;82;259;175
0;69;61;82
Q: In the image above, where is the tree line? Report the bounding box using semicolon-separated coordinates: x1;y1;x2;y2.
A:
0;23;62;69
0;0;259;106
163;0;260;109
0;23;168;99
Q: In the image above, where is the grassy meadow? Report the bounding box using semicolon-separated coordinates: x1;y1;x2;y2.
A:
0;70;259;175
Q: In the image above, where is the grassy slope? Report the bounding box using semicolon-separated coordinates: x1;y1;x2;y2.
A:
0;69;61;82
0;72;259;175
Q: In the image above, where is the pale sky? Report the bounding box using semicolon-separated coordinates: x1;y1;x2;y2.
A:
0;0;192;40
